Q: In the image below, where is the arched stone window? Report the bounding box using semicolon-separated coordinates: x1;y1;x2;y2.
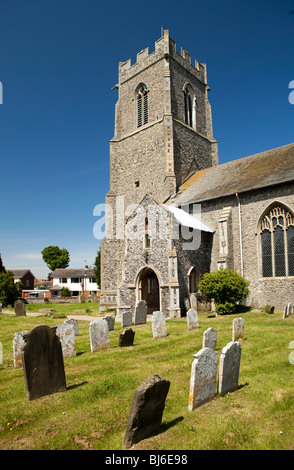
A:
259;203;294;277
136;84;148;128
188;266;200;293
183;84;196;129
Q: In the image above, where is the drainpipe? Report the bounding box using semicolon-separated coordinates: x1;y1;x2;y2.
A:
235;193;244;277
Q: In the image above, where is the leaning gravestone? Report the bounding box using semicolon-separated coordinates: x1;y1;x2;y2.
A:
134;300;147;325
13;330;28;368
119;328;135;347
218;341;241;395
14;299;26;316
103;314;115;331
184;298;190;312
21;325;66;401
89;319;110;353
232;317;244;341
64;318;79;336
187;308;199;330
121;310;132;328
202;327;217;350
123;375;170;449
56;323;76;358
151;311;167;339
188;347;218;412
284;303;293;318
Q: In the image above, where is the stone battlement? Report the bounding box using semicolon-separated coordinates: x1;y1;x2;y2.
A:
118;30;207;85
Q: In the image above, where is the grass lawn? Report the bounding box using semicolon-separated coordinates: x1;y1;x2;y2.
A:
0;306;293;450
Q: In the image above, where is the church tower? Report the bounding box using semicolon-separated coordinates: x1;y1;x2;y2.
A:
100;30;218;309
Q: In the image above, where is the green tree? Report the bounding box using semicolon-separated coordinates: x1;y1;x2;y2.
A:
93;248;101;287
198;268;250;315
41;246;70;272
0;271;23;307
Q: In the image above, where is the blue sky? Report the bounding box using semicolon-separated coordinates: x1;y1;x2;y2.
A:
0;0;293;279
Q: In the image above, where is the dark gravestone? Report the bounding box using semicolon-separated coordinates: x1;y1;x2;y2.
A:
123;374;170;449
14;299;26;316
21;325;66;401
119;328;135;347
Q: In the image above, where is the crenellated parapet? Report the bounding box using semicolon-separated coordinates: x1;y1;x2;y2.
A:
118;30;207;85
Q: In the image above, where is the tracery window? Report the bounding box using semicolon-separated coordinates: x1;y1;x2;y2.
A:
260;204;294;277
136;84;148;128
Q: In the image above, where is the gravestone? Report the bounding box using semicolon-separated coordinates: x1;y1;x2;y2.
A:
151;311;167;339
190;294;197;309
184;298;190;312
89;319;110;353
13;330;28;368
14;299;26;316
21;325;66;401
119;328;135;347
56;323;76;358
64;318;79;335
0;303;2;314
232;317;244;341
218;341;241;395
187;308;199;330
188;347;218;412
99;306;106;313
103;314;115;331
123;375;170;449
134;300;147;325
121;310;132;328
284;303;293;318
79;294;86;303
91;293;99;303
202;327;217;350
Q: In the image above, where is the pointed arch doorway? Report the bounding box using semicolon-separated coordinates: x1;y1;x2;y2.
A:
138;267;160;314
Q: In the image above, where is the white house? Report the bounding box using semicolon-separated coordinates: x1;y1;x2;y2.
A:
50;267;99;297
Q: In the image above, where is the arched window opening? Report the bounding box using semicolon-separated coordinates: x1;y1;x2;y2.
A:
136;84;148;128
260;204;294;277
184;85;196;129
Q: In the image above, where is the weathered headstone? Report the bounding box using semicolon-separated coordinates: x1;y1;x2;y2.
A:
103;314;115;331
188;347;218;412
184;298;190;312
89;319;110;353
134;300;147;325
123;375;170;449
190;294;197;309
0;303;2;314
121;310;132;328
202;327;217;350
187;308;199;330
79;294;86;303
56;323;76;358
14;299;26;316
64;318;79;336
21;325;66;401
13;330;28;368
218;341;241;395
91;293;99;303
99;305;106;313
232;317;244;341
151;311;167;339
119;328;135;347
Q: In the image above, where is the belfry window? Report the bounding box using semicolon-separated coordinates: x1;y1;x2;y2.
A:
260;204;294;277
184;84;196;129
136;84;148;128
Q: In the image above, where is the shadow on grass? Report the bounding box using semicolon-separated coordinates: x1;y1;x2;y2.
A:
150;416;184;438
67;381;88;391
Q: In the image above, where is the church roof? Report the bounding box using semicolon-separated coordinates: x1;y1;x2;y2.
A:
167;143;294;206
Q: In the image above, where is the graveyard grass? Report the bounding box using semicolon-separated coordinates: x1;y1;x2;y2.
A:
0;306;294;450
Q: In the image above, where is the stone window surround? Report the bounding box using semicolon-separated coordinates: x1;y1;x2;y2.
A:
256;200;294;279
